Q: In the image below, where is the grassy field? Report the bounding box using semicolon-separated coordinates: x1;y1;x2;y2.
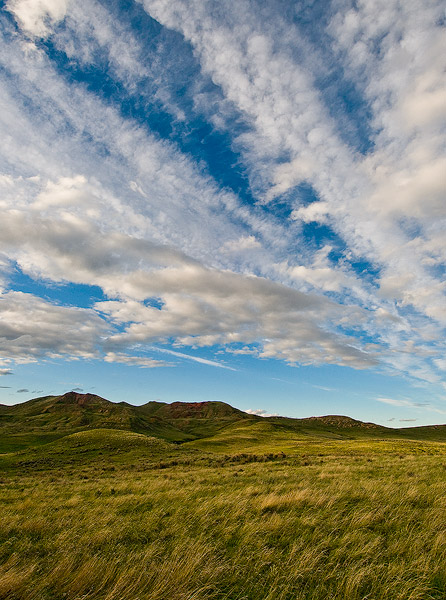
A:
1;428;445;600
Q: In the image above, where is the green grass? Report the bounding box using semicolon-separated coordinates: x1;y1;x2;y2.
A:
0;428;445;600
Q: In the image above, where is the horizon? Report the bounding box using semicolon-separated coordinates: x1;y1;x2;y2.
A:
0;0;445;427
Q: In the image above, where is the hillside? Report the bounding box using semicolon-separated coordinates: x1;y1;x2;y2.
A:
0;391;445;452
0;392;254;451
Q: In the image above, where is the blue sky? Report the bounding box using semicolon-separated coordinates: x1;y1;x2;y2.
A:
0;0;445;426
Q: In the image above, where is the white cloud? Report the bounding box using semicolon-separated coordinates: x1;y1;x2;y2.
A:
221;236;261;253
376;397;446;415
290;202;330;224
0;179;381;371
0;27;289;271
245;408;279;417
135;0;445;384
283;264;351;294
103;352;171;368
32;175;91;210
96;264;378;369
139;0;446;320
148;347;237;371
376;397;417;408
140;0;346;202
6;0;70;38
227;346;258;356
327;0;446;320
434;358;446;372
0;290;109;363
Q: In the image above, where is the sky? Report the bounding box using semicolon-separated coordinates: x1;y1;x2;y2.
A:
0;0;445;426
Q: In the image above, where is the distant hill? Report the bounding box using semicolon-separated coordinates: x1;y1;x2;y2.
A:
0;392;252;451
299;415;381;429
0;391;444;452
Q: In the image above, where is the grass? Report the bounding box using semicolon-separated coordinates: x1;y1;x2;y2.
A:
0;429;445;599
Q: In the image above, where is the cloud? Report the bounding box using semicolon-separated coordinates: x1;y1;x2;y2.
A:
16;388;29;393
377;397;446;415
327;0;446;322
6;0;70;38
312;385;335;393
434;358;446;371
104;352;171;368
221;236;262;253
227;346;258;356
148;347;237;371
0;370;13;376
1;263;375;373
139;0;446;332
281;264;353;294
97;264;377;369
245;408;279;417
291;202;330;224
140;0;345;202
377;398;419;408
0;27;281;267
0;290;110;364
0;174;381;371
0;204;378;371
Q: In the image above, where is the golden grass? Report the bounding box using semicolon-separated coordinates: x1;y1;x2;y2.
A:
0;444;445;599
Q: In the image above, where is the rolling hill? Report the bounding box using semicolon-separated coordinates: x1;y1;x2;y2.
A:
0;391;445;453
0;391;251;451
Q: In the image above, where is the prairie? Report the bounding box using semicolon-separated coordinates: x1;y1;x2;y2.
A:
1;424;445;600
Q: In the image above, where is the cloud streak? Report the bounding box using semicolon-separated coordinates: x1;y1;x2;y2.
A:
148;347;237;371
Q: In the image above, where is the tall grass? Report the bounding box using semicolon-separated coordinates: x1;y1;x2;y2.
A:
0;441;445;599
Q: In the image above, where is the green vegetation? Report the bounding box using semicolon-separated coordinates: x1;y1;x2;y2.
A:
1;392;445;454
0;393;253;451
0;393;445;599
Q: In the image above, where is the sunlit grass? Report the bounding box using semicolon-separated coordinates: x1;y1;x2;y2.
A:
0;433;445;599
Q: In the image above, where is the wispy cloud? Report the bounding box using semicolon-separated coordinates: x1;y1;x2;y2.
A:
312;385;336;393
149;347;237;371
138;0;445;383
377;397;446;415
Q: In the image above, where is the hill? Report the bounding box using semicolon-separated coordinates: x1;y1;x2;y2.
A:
0;391;445;453
0;392;253;451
